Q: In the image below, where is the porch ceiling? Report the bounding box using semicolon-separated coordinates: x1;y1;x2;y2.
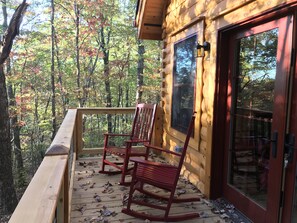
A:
135;0;167;40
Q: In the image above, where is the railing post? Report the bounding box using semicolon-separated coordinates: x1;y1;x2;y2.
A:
73;116;78;157
152;105;163;148
64;162;69;223
76;110;83;156
55;158;69;223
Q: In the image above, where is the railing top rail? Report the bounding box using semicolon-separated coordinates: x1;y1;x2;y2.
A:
77;107;135;115
46;109;77;155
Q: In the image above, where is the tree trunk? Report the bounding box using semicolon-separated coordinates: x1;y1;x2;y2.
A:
50;0;57;140
125;49;130;107
0;65;18;214
0;0;28;214
99;25;113;132
125;87;129;107
55;34;67;115
136;39;145;103
117;84;122;107
74;1;82;107
8;70;24;186
3;0;24;182
81;47;101;107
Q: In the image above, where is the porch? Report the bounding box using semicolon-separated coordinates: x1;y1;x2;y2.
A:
70;156;220;222
8;108;244;223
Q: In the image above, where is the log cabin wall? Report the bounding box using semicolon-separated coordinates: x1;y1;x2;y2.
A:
137;0;292;197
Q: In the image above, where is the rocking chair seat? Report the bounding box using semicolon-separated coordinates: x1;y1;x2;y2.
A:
105;146;147;157
130;157;178;189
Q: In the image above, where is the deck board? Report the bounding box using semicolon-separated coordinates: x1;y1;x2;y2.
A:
70;156;223;223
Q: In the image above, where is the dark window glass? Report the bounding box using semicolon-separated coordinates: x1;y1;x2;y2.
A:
172;35;197;133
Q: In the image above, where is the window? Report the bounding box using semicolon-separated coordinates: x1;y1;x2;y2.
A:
171;35;197;133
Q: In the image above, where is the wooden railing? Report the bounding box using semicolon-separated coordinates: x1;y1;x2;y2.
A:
76;107;136;155
9;109;77;223
9;107;162;223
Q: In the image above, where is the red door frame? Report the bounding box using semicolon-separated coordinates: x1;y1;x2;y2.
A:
211;2;297;223
282;10;297;223
225;16;292;223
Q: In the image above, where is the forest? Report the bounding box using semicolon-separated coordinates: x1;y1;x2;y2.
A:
0;0;161;220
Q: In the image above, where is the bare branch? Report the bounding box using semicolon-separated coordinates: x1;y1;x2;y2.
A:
0;0;28;65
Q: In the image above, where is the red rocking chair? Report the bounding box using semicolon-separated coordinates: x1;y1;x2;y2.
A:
99;103;157;185
122;112;199;222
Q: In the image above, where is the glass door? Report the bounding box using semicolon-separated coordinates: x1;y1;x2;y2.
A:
223;15;293;223
229;28;277;208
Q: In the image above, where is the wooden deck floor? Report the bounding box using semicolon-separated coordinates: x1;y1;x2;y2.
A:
70;156;224;223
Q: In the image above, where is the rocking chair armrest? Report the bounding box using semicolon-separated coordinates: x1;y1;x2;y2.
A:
103;133;132;137
125;139;150;144
144;144;182;157
130;157;174;168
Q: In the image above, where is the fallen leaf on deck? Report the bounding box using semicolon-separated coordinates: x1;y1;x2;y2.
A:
220;213;230;219
80;181;91;187
202;199;212;207
177;189;186;196
79;161;86;166
87;174;94;178
77;176;84;181
84;217;91;222
74;205;85;215
211;208;220;214
104;181;113;188
199;211;209;218
87;161;94;166
102;188;114;194
119;186;127;191
89;216;101;223
102;181;114;193
94;194;101;202
99;206;117;217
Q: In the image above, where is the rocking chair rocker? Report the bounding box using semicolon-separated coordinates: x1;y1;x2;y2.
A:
122;112;199;222
99;103;157;185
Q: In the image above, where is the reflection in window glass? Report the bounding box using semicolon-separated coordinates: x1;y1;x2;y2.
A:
172;35;197;133
230;29;278;208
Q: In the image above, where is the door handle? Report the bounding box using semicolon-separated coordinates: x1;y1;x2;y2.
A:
271;131;278;158
285;133;295;164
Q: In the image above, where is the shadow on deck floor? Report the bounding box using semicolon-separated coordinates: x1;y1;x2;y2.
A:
70;156;251;223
